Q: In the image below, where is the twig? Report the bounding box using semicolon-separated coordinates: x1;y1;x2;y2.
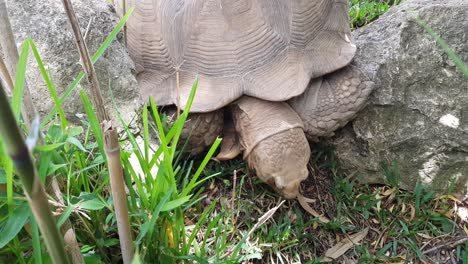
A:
0;55;14;95
420;233;451;251
61;2;107;121
450;251;457;264
83;16;94;42
231;169;237;226
422;237;468;255
60;1;134;263
246;200;285;243
0;80;71;264
48;178;85;264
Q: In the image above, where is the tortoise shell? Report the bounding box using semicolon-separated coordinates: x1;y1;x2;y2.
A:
117;0;355;112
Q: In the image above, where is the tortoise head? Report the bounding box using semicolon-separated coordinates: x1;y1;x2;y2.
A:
267;167;309;200
246;127;310;200
233;97;311;200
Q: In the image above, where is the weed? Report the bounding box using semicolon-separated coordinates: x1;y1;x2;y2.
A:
349;0;401;29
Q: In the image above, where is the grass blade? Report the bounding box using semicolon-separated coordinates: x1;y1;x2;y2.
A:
11;39;29;121
31;217;43;264
0;202;29;248
80;90;105;158
146;189;173;244
181;138;221;197
0;142;14;209
41;6;135;127
28;38;68;129
0;80;71;262
415;17;468;77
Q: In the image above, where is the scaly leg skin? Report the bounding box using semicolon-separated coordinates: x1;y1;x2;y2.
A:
231;96;310;199
165;107;224;155
289;65;374;140
214;117;241;161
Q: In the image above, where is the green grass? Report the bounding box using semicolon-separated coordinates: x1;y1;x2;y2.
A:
1;1;467;263
1;80;466;263
0;9;248;262
173;146;467;263
349;0;401;29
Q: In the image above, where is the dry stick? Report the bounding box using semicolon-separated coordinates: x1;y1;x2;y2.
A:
227;170;238;242
0;0;36;126
231;170;237;225
422;237;468;255
83;16;94;42
0;52;84;264
61;2;107;121
0;81;71;264
0;55;14;96
48;179;85;264
60;1;134;263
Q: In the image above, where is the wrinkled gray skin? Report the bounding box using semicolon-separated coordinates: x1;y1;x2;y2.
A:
331;0;468;198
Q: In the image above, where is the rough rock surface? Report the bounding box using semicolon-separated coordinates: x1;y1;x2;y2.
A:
5;0;140;124
333;0;468;197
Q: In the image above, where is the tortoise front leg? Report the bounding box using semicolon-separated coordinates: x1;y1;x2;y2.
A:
289;65;374;140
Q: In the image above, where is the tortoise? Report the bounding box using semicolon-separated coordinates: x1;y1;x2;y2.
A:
116;0;373;202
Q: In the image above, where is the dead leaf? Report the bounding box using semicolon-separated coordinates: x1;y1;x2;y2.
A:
437;194;461;203
409;204;415;221
312;222;319;230
297;194;329;223
380;233;388;248
288;210;297;223
388;192;396;203
417;232;432;239
322;228;369;262
374;194;382;212
400;203;406;215
382;187;395;197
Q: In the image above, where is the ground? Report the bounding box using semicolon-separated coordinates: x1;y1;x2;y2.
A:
195;141;468;263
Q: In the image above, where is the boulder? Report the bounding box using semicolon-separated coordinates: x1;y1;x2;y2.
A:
5;0;140;124
333;0;468;197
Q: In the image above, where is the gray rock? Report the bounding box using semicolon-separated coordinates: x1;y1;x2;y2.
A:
333;0;468;197
5;0;140;124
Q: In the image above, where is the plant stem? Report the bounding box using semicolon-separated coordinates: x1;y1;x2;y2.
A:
0;31;84;264
60;1;108;122
60;1;134;263
0;81;70;264
0;0;36;126
0;56;14;96
47;178;85;264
